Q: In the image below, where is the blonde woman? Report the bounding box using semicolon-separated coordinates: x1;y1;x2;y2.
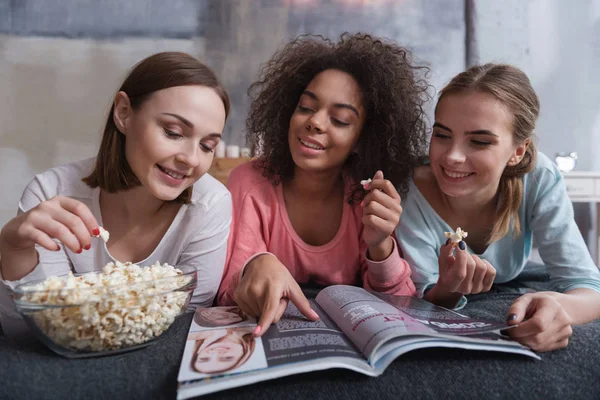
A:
396;64;600;352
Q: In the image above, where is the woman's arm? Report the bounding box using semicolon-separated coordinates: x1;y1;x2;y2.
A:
530;158;600;322
0;176;95;335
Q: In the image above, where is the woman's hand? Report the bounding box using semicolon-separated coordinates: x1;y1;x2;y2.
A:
425;241;496;308
233;254;319;337
504;292;573;352
437;240;496;294
0;195;98;253
0;196;99;280
362;170;403;260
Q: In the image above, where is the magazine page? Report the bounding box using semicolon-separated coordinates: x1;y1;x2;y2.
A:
371;293;508;335
315;285;536;363
177;301;367;399
315;285;435;359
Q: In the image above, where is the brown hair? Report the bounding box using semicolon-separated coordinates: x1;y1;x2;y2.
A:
437;63;539;243
191;328;255;374
83;52;230;204
246;32;430;202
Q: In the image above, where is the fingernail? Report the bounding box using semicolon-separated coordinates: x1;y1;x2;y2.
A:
360;200;365;207
76;248;83;254
92;228;100;236
363;183;370;190
458;241;466;250
507;313;517;322
445;238;450;246
84;244;91;250
253;326;261;336
310;310;320;320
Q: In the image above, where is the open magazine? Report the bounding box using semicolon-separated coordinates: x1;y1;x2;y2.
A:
177;285;539;399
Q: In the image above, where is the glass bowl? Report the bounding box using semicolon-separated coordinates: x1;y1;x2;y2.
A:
13;264;197;358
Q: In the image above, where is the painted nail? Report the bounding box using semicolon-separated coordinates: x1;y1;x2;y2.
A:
253;326;262;336
458;241;466;250
363;184;370;190
92;228;100;236
360;200;365;207
445;238;450;246
76;248;83;254
84;244;91;250
507;313;517;322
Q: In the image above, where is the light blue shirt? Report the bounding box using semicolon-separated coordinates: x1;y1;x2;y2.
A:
396;152;600;306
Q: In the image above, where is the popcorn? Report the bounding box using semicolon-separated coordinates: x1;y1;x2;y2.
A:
444;227;468;244
360;178;372;186
94;227;110;243
21;261;192;352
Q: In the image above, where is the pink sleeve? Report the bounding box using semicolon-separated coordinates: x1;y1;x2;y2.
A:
217;164;271;305
361;236;416;296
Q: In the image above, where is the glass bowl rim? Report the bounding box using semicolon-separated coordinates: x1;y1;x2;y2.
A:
13;265;197;308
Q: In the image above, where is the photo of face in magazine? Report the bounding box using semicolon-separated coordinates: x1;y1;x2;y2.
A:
194;306;249;328
189;327;257;374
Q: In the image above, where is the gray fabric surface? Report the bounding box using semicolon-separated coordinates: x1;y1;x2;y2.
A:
1;273;599;400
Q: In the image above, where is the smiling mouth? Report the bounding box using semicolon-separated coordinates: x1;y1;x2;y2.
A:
298;137;325;150
442;167;474;179
157;165;187;180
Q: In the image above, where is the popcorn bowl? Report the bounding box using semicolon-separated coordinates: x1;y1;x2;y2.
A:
13;263;197;358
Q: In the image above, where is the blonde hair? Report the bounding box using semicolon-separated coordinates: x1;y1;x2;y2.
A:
437;63;540;243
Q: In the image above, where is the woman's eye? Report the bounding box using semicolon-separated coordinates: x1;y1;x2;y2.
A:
163;128;183;139
471;140;492;147
433;132;450;139
331;118;350;127
297;105;314;113
200;143;214;153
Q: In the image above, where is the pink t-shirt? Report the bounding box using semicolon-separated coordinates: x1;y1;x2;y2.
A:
217;161;415;305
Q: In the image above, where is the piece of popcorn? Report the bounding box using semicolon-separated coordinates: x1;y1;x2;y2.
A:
360;178;372;186
444;227;468;243
94;227;110;243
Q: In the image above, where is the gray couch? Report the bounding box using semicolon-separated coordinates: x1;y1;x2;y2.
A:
1;270;599;400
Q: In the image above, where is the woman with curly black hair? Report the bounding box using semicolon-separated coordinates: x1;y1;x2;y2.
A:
218;33;430;336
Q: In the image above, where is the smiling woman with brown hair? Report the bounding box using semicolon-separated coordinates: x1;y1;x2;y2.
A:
218;33;430;337
0;52;232;335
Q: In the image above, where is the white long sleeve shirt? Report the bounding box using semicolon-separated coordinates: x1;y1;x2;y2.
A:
0;158;232;335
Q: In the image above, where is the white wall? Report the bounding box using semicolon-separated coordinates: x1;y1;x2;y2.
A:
471;0;600;172
0;36;203;227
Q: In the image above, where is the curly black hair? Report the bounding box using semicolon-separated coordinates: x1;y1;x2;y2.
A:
246;32;430;202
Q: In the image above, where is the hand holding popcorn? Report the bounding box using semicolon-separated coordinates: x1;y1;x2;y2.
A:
360;170;402;260
0;196;99;255
436;237;496;296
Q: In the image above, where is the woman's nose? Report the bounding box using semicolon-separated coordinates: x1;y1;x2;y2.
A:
444;144;467;164
176;143;200;168
306;111;327;133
